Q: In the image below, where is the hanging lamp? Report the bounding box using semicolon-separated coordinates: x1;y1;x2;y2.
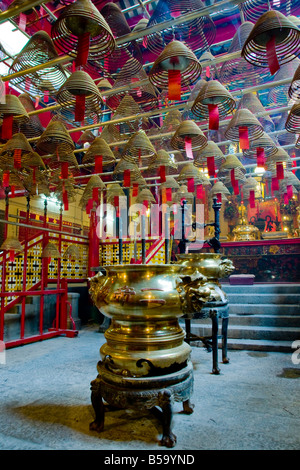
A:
191;80;235;130
148;40;202;101
51;0;116;67
241;10;300;76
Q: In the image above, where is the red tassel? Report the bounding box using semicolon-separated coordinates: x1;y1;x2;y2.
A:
75;94;85;122
62;183;68;210
95;155;103;174
19;12;26;32
2;171;9;187
9;250;15;262
11;185;15;197
233;182;239;195
266;36;280;76
207;156;215;177
271;177;279;191
124;169;131;187
114;196;119;217
230;168;236;186
92;186;99;203
239;126;249;150
86;199;93;214
206;66;210;79
168;69;181;100
159;165;166;183
2;115;13;140
249;190;255;208
257;148;265;167
287;184;293;200
187;178;194;193
13;149;22;169
166;187;172;202
75;32;90;67
132;183;138;197
61;161;69;179
276;162;284;180
216;193;222;202
185;137;193;159
284;193;288;205
292;160;296;175
197;184;204;199
208;104;219;130
162;188;166;204
44;90;49;103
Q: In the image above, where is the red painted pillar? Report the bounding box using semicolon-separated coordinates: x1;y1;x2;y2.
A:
88;207;99;277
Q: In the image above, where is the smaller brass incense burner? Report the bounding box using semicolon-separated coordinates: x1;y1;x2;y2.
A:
89;264;212;447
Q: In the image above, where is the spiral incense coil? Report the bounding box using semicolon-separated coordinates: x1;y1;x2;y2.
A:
171;120;207;151
219;154;246;173
210;181;231;197
200;51;220;81
224;109;264;144
148;40;202;89
63;245;81;260
17;93;44;139
46;145;79;174
54;178;77;204
100;124;121;144
268;58;300;106
159;176;180;191
240;0;297;23
112;159;141;181
113;95;143;134
42;242;61;259
122;130;156;163
0;94;29;125
106;183;125;205
9;31;68;97
0;237;24;253
136;188;156;204
177;163;207;185
79;174;105;208
193;140;225;169
148;150;177;171
144;0;216;55
288;62;300;101
51;0;116;62
82;137;116;166
237;92;274;132
242;132;278;159
56;70;104;123
36;120;75;155
97;79;113;93
241;10;300;70
220;22;271;89
191;79;235;120
265;146;292;164
285;102;300;134
173;185;194;203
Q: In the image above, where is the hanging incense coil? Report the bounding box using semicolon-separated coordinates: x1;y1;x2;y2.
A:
130;174;147;190
224;109;264;145
0;94;29;131
112;159;141;181
51;0;116;63
170;120;207;151
241;10;300;72
220;21;271;89
17;93;44;138
268;58;300;106
113;94;143;135
144;0;216;55
63;244;81;260
289;62;300;101
147;150;177;176
23;168;50;197
210;181;231;197
122;130;156;164
42;242;61;258
54;178;77;205
285;102;300;134
36;120;75;155
148;40;202;90
79;174;105;208
237;92;274;133
219;155;246;173
46;145;79;174
97;79;113;93
79;130;95;144
240;0;297;23
159;176;180;192
242;132;278;160
0;133;45;171
136;188;156;204
283;170;300;189
99;124;121;144
9;31;68;97
82;137;116;167
200;51;220;81
173;185;194;204
105;58;158;111
265;146;292;165
177;163;207;185
191;79;235;124
106;183;125;205
218;168;247;187
0;236;24;253
56;70;104;123
193;140;225;170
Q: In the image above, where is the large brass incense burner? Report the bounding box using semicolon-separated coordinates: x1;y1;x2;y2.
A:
176;253;235;374
88;264;212;447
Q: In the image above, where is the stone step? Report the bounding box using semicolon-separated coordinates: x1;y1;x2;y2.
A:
186;314;300;327
228;303;300;315
188;322;300;342
224;293;300;304
221;283;300;294
225;338;294;353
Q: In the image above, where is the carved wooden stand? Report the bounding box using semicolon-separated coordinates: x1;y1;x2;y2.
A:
89;361;194;448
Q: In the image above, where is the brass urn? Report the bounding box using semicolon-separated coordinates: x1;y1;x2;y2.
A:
88;264;212;447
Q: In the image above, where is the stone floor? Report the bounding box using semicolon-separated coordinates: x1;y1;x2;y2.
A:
0;324;299;451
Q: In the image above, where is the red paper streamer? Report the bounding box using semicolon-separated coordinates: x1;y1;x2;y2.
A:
160;165;166;183
197;184;204;199
94;155;103;174
86;199;93;214
249;190;255;208
276;162;284;180
75;32;90;67
292;160;296;175
266;36;280;76
75;94;85;122
208;104;219;130
168;69;181;101
216;193;222;202
187;178;195;193
132;183;139;197
2;115;13;140
11;185;15;197
284;193;288;205
13;149;22;169
44;90;49;103
92;187;99;203
123;169;131;187
230;168;236;186
205;66;210;79
2;171;9;187
239;126;249;150
257;147;265;167
9;250;15;262
271;177;279;191
207;156;215;177
62;185;68;210
287;184;293;200
61;161;69;179
233;182;239;195
166;187;172;202
185;137;193;160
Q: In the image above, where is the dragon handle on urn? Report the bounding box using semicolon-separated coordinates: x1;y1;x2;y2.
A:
88;272;108;308
176;271;212;318
218;258;235;279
